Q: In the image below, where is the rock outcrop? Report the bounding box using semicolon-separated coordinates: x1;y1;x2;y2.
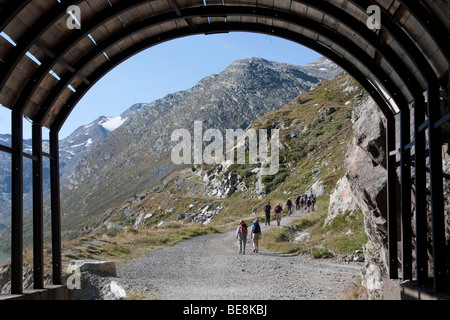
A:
343;96;391;299
67;260;142;300
325;176;358;227
204;165;245;198
340;93;450;299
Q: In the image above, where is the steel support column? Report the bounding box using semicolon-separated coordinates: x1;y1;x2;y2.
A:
32;123;44;289
50;130;62;285
11;110;23;294
413;94;429;286
387;116;399;279
400;106;412;280
426;81;447;292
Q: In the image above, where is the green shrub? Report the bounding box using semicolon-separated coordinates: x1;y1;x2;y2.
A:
262;167;289;193
311;247;334;259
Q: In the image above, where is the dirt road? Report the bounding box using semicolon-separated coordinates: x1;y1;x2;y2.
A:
118;210;363;300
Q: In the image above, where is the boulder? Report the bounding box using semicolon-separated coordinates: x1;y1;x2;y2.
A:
318;107;336;118
204;167;243;198
110;281;127;299
66;260;136;300
325;176;359;227
310;180;326;197
295;232;310;242
68;260;117;277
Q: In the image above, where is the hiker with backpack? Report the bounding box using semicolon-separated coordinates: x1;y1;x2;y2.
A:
295;195;300;211
236;220;248;254
274;203;283;226
286;198;293;217
264;201;271;225
251;218;262;253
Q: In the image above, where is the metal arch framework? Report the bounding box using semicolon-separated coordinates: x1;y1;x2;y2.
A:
0;0;448;297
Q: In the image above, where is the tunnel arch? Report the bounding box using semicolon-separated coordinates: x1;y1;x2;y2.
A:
0;0;448;296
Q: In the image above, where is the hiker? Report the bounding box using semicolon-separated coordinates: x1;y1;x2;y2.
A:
295;195;300;211
306;197;312;213
311;194;316;212
274;203;283;226
264;201;271;225
251;219;262;253
236;220;248;254
286;198;293;217
299;196;304;212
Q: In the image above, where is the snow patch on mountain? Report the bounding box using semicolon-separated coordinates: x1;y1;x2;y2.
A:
100;116;127;132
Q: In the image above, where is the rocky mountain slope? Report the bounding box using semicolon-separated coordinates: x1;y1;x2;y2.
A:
58;57;341;237
66;71;363;248
0;103;146;227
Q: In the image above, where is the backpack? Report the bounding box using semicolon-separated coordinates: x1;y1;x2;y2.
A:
252;223;261;234
274;205;282;213
240;224;248;235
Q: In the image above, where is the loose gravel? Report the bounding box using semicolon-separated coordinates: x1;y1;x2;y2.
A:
118;211;363;300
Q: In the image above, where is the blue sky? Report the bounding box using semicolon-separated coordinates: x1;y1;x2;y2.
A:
0;32;322;140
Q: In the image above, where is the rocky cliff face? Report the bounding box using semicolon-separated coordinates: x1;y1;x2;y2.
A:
337;94;450;299
341;96;391;299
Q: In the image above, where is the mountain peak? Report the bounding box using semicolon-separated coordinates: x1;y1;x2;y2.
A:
231;57;270;65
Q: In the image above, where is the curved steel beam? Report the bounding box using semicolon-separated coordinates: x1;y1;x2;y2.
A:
2;0;441;123
7;0;153;114
347;0;438;82
292;0;437;83
0;0;75;95
50;23;396;133
14;1;420;119
34;5;412;126
0;0;33;31
397;0;449;62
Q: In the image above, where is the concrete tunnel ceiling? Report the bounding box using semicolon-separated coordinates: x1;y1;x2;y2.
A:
0;0;449;132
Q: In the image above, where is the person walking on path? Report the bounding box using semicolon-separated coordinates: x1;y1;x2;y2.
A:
251;219;262;253
286;198;293;217
306;196;312;213
274;203;283;226
236;220;248;254
264;201;271;225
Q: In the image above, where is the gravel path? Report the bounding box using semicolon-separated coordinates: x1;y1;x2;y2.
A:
118;209;363;300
